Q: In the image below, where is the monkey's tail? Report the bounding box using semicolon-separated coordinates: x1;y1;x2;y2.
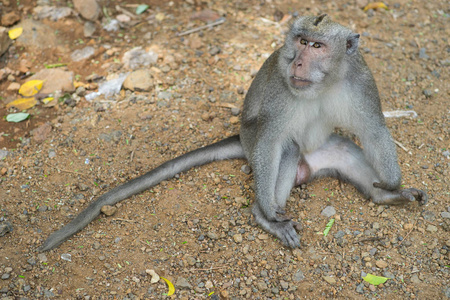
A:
40;135;245;252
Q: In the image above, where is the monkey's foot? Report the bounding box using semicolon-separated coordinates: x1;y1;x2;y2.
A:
373;188;428;206
252;205;301;248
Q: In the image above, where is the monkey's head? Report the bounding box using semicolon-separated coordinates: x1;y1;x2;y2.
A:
281;14;360;96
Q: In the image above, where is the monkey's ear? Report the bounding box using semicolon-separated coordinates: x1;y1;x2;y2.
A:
346;33;360;55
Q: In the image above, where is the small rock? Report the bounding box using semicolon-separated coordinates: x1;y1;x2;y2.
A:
0;27;12;56
84;21;96;37
280;280;289;290
73;0;101;20
0;150;9;160
410;274;421;284
356;282;364;294
185;256;196;266
258;234;269;240
122;47;158;70
33;5;73;21
205;280;213;289
234;197;247;206
231;107;241;116
0;222;13;237
419;48;429;59
422;210;436;221
441;212;450;219
30;69;75;93
31;123;52;143
209;46;221;56
423;89;433;98
233;233;243;243
323;276;336;284
206;232;218;240
1;273;10;280
4;267;12;273
101;205;117;216
404;223;414;230
61;253;71;261
71;46;95;62
229;116;239;124
7;82;20;91
146;269;160;283
1;11;20;26
321;206;336;218
426;224;438;233
123;69;154;92
372;222;380;230
37;253;48;262
175;277;192;289
48;150;56;158
240;165;251;174
376;260;388;269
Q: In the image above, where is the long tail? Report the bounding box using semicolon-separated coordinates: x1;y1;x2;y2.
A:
40;135;245;252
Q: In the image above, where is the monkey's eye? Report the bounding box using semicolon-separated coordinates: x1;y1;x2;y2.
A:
312;42;321;48
300;38;308;45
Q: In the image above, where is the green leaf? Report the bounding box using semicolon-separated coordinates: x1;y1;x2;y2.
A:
136;4;149;15
362;273;390;286
6;112;30;123
323;218;335;236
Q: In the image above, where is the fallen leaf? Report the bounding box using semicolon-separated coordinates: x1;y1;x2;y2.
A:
363;2;388;11
6;112;30;123
362;273;390;286
8;27;23;40
42;97;54;104
19;80;44;97
160;277;175;296
136;4;149;15
323;218;335;236
6;97;37;110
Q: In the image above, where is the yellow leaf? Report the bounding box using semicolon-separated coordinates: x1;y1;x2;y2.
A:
364;2;388;11
8;27;23;40
19;80;44;97
160;277;175;296
6;98;37;110
42;97;54;104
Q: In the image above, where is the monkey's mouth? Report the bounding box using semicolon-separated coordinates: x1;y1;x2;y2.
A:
290;76;312;88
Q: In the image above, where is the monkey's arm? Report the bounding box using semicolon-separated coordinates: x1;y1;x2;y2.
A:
40;135;244;252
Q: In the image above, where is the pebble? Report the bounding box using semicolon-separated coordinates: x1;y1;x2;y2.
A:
233;233;243;243
175;277;192;289
101;205;117;216
321;206;336;218
240;165;251;174
441;212;450;219
146;269;160;283
206;232;218;240
410;274;421;284
376;260;388;269
231;107;241;116
71;46;95;62
323;276;336;284
292;269;305;282
426;225;438;233
0;222;13;237
356;283;364;293
1;273;10;280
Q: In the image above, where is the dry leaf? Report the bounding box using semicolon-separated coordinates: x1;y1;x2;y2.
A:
160;277;175;296
19;80;44;96
363;2;388;11
6;97;37;110
8;27;23;40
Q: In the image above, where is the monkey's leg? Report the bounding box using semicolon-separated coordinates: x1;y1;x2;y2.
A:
252;143;301;248
304;135;427;206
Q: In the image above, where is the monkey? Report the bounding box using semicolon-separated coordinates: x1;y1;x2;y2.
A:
40;14;427;252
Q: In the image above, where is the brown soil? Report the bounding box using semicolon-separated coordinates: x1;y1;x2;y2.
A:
0;0;448;299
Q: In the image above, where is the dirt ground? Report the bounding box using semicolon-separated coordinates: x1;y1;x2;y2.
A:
0;0;448;299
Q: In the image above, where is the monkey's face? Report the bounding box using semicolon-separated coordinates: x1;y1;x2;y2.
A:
283;16;360;95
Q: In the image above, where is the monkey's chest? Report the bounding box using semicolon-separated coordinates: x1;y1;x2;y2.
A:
289;105;334;153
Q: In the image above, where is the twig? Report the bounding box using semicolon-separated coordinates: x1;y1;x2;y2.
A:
116;5;138;19
176;18;226;37
45;162;89;178
112;218;136;223
397;216;419;247
190;265;228;271
215;103;238;109
353;237;384;244
393;139;409;152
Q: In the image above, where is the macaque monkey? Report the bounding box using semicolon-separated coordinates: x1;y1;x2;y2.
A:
40;14;427;251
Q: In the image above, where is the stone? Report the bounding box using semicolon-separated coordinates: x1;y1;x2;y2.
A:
73;0;101;21
233;233;243;243
16;19;58;49
0;27;12;57
30;69;75;93
1;12;20;26
101;205;117;216
31;123;52;143
376;260;388;269
175;277;192;289
321;206;336;218
71;46;95;62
